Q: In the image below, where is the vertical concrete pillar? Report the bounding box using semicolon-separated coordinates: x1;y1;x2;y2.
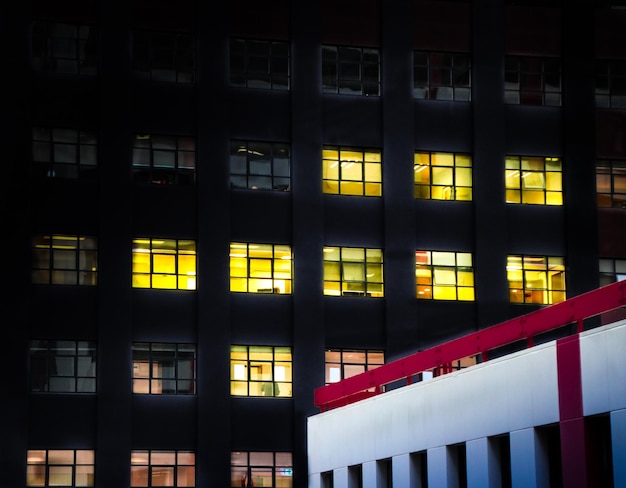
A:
611;409;626;487
308;473;322;488
362;460;389;488
393;453;424;488
466;437;501;488
427;446;459;488
510;428;550;488
333;466;349;488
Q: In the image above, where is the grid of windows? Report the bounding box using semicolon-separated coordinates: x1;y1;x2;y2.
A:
231;451;293;488
27;450;95;487
132;134;196;185
32;22;97;74
323;246;384;297
322;45;380;96
507;255;566;305
132;343;196;395
32;127;97;179
595;59;626;108
29;340;96;393
132;238;197;290
230;38;290;90
229;242;292;294
230;140;291;191
415;251;475;301
131;451;195;487
599;258;626;286
133;30;196;83
504;55;561;106
230;346;292;398
413;52;471;101
324;349;384;385
32;234;98;286
414;151;472;200
322;146;382;196
505;155;563;205
596;159;626;208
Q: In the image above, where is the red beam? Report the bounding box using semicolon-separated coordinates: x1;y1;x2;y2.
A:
315;280;626;411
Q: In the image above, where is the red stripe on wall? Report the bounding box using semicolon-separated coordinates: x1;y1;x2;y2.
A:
556;334;588;488
557;335;584;420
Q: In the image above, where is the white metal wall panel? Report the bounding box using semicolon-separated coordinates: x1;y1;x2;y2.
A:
308;341;561;475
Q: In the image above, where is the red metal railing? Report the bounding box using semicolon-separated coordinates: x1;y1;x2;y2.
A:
314;280;626;412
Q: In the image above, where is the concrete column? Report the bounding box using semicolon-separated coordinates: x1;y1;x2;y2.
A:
466;437;501;488
362;459;390;488
333;466;349;488
611;409;626;487
308;473;322;488
393;452;424;488
428;446;459;488
510;428;550;488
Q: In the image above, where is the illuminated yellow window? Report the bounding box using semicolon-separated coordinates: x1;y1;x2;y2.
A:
229;242;292;294
414;152;472;200
27;449;95;487
230;345;292;397
231;451;293;488
322;146;382;196
505;156;562;205
32;234;98;286
596;160;626;208
507;255;566;305
131;450;195;487
415;251;475;301
132;238;196;290
325;349;384;385
323;246;384;297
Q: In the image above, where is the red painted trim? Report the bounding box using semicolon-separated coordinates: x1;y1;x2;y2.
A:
315;280;626;411
556;335;583;420
557;335;588;488
560;418;588;488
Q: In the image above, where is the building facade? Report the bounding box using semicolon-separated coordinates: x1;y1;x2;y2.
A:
3;0;626;486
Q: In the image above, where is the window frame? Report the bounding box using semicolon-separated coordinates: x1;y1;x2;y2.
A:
132;134;196;185
27;449;95;487
324;349;385;385
229;38;290;90
413;51;471;101
504;55;561;106
229;242;293;294
132;342;197;395
507;254;566;305
132;29;196;83
29;340;96;393
505;155;563;205
595;59;626;109
229;140;291;191
32;234;98;286
231;451;293;488
322;45;380;96
322;146;382;196
230;345;293;398
323;246;384;297
31;21;98;75
32;126;98;179
599;258;626;287
132;238;197;290
415;250;475;301
130;450;195;487
413;151;472;200
596;159;626;208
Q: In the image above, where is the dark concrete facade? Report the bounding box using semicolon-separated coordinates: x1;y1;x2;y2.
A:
3;0;626;487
